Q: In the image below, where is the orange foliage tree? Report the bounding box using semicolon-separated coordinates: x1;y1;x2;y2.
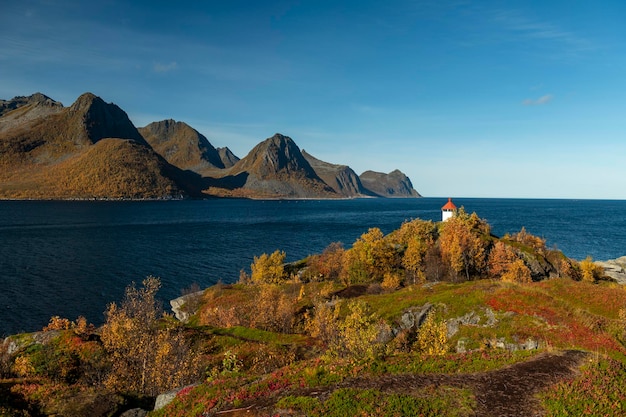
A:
438;209;490;281
307;242;345;281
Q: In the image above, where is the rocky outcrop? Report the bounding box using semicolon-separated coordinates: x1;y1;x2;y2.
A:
446;308;497;338
302;150;370;197
217;146;240;168
170;290;205;323
595;256;626;284
139;119;225;172
154;384;198;411
359;169;421;198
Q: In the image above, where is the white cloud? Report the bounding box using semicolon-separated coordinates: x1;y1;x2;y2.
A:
522;94;553;106
153;61;178;73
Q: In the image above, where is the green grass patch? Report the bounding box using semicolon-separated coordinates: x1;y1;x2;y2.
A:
539;357;626;416
211;326;309;345
277;386;475;417
371;349;538;375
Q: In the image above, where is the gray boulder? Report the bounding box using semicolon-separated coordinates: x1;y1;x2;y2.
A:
170;290;204;322
595;256;626;284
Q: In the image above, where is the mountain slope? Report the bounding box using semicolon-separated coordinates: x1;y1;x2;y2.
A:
139;119;225;173
360;169;421;197
0;93;200;199
207;133;337;198
302;150;370;197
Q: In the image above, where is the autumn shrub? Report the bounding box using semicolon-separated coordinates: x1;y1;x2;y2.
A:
500;259;532;283
306;242;345;282
579;256;605;283
402;237;429;284
415;311;448;356
326;300;386;363
488;241;517;278
101;277;200;396
248;344;298;374
12;355;35;378
43;316;73;331
250;250;287;284
250;284;298;333
391;218;438;247
305;300;341;348
381;271;403;291
511;227;547;254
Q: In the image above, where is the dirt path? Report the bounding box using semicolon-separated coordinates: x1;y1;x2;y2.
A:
215;350;588;417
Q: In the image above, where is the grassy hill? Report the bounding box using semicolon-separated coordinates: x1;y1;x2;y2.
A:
2;213;625;416
0;139;196;199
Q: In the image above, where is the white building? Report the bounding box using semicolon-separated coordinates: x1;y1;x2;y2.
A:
441;198;457;221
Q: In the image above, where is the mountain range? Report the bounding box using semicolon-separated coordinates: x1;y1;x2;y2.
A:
0;92;421;199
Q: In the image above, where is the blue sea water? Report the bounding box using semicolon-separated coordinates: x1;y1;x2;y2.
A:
1;198;625;336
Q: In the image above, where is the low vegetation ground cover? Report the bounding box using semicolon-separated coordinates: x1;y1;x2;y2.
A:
3;212;626;416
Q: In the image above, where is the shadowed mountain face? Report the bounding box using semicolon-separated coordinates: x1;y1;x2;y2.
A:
217;147;240;168
139;119;225;172
359;170;421;198
302;150;370;197
69;93;149;146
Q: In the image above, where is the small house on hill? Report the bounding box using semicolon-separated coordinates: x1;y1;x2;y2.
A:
442;198;457;221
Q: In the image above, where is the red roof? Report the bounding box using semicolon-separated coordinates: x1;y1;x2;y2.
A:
442;198;457;210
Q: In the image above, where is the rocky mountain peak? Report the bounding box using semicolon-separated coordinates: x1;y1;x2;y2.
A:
69;93;148;145
360;169;421;198
138;119;224;171
234;133;317;178
0;92;63;117
217;146;240;168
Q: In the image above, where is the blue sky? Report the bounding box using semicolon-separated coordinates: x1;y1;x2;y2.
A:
2;0;626;198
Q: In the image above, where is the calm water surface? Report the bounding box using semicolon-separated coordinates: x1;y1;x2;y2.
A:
1;198;624;336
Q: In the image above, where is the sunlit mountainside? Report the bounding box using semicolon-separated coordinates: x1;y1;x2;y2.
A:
0;93;420;200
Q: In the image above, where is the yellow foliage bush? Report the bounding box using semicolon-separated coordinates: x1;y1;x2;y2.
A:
12;355;35;377
305;300;341;347
251;250;287;284
501;259;532;283
381;271;402;291
579;256;604;283
101;276;199;396
415;312;448;356
43;316;73;331
325;300;385;364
